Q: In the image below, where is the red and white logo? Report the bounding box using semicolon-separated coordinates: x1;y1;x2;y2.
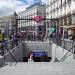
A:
32;16;44;23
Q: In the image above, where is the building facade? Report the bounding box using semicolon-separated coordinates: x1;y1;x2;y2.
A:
46;0;75;39
18;2;46;41
0;12;17;36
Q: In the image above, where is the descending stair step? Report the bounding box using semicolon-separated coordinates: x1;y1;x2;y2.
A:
0;62;75;75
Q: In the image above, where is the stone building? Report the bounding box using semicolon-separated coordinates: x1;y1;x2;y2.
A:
46;0;75;39
18;2;46;40
0;12;17;36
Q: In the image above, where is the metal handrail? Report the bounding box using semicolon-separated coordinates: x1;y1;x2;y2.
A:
59;51;69;62
51;37;75;62
5;46;17;62
61;54;72;62
52;38;74;52
2;41;17;62
59;44;75;62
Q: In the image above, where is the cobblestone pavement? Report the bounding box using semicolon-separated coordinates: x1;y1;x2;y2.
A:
0;62;75;75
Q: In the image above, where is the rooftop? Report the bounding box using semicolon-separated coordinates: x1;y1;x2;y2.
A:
26;2;46;10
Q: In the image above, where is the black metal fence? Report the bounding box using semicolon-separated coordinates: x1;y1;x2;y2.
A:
52;38;75;54
0;39;20;56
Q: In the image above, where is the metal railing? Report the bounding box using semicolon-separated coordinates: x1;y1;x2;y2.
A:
52;38;75;53
52;37;75;62
0;38;20;56
59;43;75;62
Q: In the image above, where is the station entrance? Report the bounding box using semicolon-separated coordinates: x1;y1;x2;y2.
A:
17;16;58;62
17;16;59;41
22;41;52;62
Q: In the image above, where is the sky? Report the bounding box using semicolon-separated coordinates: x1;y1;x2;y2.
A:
0;0;47;16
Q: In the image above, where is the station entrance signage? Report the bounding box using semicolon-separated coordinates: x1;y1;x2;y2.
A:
33;52;48;57
32;16;44;23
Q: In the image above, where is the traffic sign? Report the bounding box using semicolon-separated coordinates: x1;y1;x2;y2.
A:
49;27;55;33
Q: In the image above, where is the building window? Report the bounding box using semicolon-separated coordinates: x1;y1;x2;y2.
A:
39;26;42;31
18;20;20;24
65;0;66;4
47;22;49;28
60;18;63;26
68;15;72;25
63;0;66;5
67;0;71;3
64;17;67;25
61;0;62;7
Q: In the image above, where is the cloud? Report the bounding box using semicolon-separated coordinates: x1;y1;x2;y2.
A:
16;5;29;13
42;0;47;3
0;0;27;16
27;0;33;5
0;0;47;16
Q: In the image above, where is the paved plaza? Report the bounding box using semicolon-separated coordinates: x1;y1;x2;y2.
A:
0;62;75;75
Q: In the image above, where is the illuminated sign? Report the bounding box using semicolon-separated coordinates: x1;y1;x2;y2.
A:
33;52;47;57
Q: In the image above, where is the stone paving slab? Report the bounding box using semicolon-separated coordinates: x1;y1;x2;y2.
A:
0;62;75;75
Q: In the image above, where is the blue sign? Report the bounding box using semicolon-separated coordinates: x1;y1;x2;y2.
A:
33;52;48;57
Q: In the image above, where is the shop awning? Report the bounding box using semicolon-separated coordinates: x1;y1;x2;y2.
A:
60;25;75;29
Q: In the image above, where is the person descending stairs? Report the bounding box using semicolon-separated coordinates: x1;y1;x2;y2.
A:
28;51;34;62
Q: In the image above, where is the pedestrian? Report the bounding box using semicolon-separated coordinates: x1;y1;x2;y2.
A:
0;31;5;55
49;33;53;42
13;34;19;46
50;33;53;38
28;51;34;62
72;36;75;41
